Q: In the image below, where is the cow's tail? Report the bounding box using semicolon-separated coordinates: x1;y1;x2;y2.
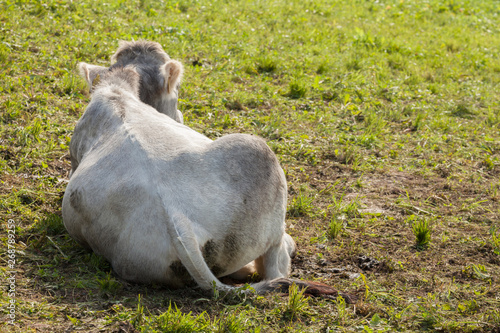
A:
163;208;357;303
165;210;291;294
166;210;235;292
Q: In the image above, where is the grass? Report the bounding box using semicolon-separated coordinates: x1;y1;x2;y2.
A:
411;218;432;250
492;227;500;255
283;283;310;321
287;186;315;217
328;217;343;240
288;79;308;99
1;0;500;331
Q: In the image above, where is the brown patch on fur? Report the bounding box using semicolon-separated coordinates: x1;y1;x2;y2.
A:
201;234;241;277
169;260;195;285
201;240;224;276
69;189;83;214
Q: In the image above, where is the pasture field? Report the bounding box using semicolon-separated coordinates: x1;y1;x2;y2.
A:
1;0;500;331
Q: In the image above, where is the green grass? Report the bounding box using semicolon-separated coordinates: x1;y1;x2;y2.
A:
1;0;500;331
287;186;315;217
328;217;343;240
411;218;432;250
282;283;310;321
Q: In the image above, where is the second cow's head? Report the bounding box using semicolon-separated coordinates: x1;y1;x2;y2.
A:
78;40;184;123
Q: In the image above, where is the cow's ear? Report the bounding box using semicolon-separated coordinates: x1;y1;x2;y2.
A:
160;60;183;95
78;63;108;91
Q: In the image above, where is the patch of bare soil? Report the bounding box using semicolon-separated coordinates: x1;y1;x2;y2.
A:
282;157;500;318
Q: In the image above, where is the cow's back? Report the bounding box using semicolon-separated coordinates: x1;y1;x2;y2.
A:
64;91;287;284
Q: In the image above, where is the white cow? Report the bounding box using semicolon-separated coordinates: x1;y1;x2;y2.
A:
62;45;296;293
77;40;184;123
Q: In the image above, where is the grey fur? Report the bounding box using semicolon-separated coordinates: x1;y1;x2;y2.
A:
79;40;183;123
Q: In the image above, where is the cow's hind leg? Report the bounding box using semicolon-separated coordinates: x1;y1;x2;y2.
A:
227;261;259;280
253;234;357;303
259;233;295;280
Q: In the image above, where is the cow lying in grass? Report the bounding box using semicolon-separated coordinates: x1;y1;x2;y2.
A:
63;64;296;294
63;41;355;301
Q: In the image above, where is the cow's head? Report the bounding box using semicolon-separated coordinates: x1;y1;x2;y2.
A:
78;40;184;123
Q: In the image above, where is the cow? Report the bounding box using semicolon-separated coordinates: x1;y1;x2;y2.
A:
77;40;184;123
63;41;356;302
62;63;296;293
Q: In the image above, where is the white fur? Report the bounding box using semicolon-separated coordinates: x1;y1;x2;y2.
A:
63;68;295;292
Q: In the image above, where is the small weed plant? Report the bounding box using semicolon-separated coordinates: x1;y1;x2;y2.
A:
131;295;146;327
145;303;209;332
328;217;343;240
283;283;310;321
412;219;431;250
288;188;315;217
288;80;307;99
97;272;122;296
216;310;247;332
335;295;348;326
462;264;491;282
256;56;278;73
490;226;500;255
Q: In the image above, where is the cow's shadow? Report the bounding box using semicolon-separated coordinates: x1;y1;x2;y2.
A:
22;213;265;311
23;212;357;324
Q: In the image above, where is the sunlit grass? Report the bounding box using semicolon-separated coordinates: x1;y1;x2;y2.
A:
1;0;500;332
